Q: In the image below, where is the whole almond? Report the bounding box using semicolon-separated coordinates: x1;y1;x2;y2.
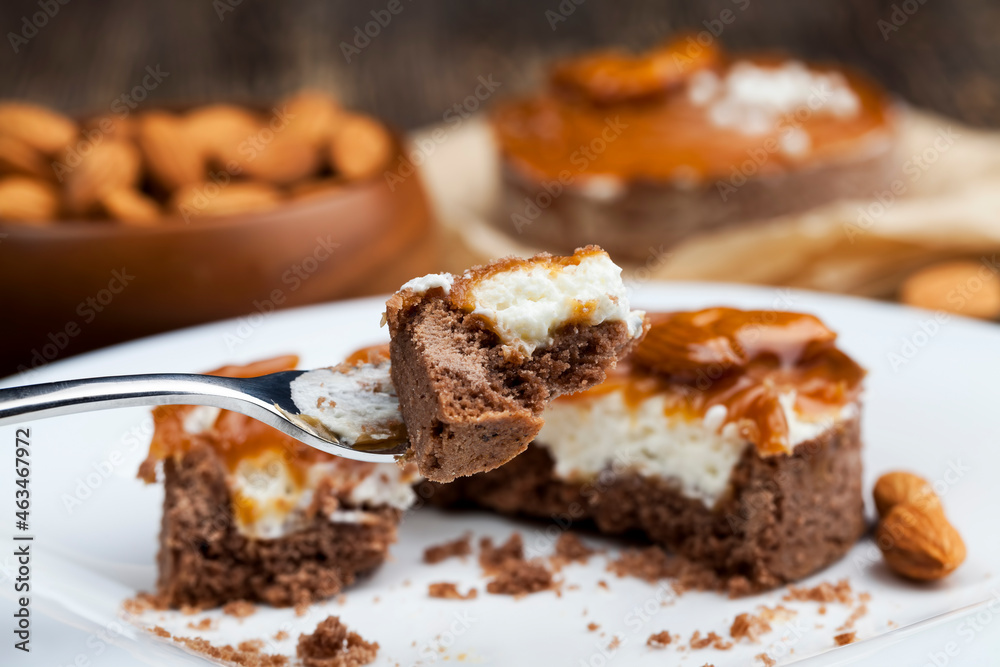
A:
100;188;161;225
0;133;50;179
170;181;281;221
0;176;59;223
0;102;78;155
239;131;320;186
82;114;137;142
137;112;205;191
873;471;941;518
281;90;342;147
64;140;141;215
875;503;966;580
185;104;260;168
329;114;392;181
900;261;1000;320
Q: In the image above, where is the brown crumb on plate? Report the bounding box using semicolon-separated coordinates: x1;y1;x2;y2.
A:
479;533;524;573
756;653;777;667
783;579;853;605
730;612;771;643
587;622;600;632
222;600;257;619
274;631;289;641
150;626;289;666
428;582;477;600
834;631;857;646
485;560;554;597
424;534;472;564
646;631;673;648
297;615;379;667
187;618;214;631
690;630;732;650
608;636;621;650
554;533;595;563
295;601;310;617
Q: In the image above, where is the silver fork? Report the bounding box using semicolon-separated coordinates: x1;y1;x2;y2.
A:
0;372;407;462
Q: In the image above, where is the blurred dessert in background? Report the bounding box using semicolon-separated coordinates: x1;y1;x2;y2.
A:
0;91;393;226
490;35;898;262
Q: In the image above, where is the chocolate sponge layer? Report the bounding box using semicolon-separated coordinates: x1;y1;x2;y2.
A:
386;291;637;483
425;415;865;592
154;443;399;609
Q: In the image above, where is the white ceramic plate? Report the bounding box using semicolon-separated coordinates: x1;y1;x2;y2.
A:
2;283;999;667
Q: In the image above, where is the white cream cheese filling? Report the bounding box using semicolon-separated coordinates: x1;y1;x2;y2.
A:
289;361;402;446
537;389;855;507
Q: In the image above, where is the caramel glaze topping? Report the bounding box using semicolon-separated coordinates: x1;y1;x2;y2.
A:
493;35;894;184
559;308;865;455
138;352;386;484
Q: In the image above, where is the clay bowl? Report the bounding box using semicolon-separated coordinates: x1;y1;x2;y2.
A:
0;143;436;376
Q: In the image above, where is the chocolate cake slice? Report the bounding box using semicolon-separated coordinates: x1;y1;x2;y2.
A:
138;353;419;609
384;246;647;483
427;308;867;592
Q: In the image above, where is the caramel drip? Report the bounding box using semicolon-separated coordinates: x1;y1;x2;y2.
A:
493;37;893;183
560;309;865;454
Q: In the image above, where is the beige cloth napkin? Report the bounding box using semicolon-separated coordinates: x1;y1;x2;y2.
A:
416;110;1000;298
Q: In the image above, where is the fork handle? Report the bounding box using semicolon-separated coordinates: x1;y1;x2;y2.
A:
0;374;256;427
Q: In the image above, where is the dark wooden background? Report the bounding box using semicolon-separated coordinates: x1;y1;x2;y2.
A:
1;0;998;128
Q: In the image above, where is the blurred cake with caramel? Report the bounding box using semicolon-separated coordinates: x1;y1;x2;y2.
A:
491;36;898;261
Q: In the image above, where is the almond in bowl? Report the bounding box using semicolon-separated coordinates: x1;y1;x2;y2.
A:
0;92;436;366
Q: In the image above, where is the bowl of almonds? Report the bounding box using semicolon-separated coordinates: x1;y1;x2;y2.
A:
0;92;435;363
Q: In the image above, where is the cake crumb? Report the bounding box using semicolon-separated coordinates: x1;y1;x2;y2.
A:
485;560;554;597
756;653;777;667
597;580;609;590
122;592;165;615
151;626;289;666
838;603;868;631
150;625;171;638
274;631;289;641
479;533;524;573
553;533;595;564
428;582;477;600
608;636;621;650
297;616;379;667
608;546;674;582
587;623;600;632
834;631;857;646
689;630;732;650
423;534;472;564
187;618;214;631
222;600;257;619
295;602;310;617
646;631;673;648
730;612;771;643
783;579;853;605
